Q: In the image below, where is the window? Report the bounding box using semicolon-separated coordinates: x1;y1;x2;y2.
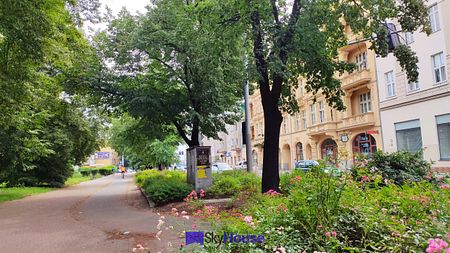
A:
428;4;440;33
404;32;414;44
395;120;423;153
319;101;325;123
310;104;316;125
282;116;288;134
359;92;372;113
437;114;450;160
432;52;446;84
355;51;367;71
302;110;307;129
296;143;304;161
408;81;420;92
295;113;300;131
385;71;396;97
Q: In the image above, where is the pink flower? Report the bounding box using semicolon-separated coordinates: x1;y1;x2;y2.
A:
243;216;253;223
182;215;190;220
265;189;280;196
440;184;449;189
426;238;448;253
171;207;178;213
181;211;188;215
191;223;197;229
200;189;206;198
332;231;337;237
325;232;331;237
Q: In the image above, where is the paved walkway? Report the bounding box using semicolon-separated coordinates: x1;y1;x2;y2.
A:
0;174;185;253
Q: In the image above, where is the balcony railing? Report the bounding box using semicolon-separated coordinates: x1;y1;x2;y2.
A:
307;122;337;136
339;69;372;90
337;112;375;130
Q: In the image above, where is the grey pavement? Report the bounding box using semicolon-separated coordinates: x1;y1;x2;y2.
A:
0;173;187;253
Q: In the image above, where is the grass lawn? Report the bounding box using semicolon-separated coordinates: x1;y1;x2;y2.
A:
0;173;101;203
0;187;53;203
64;173;99;187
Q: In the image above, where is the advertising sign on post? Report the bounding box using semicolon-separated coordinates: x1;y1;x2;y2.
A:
187;146;212;191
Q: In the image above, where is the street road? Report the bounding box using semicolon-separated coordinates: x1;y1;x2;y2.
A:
0;174;180;253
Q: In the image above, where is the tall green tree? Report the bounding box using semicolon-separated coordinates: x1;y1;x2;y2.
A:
109;115;179;169
0;0;102;186
236;0;430;192
82;1;245;147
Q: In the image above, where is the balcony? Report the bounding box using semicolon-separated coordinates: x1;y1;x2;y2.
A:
339;69;372;90
307;122;337;136
337;112;375;130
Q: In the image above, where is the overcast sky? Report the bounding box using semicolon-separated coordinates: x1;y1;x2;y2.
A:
101;0;149;15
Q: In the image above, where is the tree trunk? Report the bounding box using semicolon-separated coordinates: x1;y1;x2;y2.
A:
261;100;283;192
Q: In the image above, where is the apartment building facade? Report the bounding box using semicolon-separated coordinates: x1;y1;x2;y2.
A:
202;121;247;167
376;0;450;172
250;27;382;171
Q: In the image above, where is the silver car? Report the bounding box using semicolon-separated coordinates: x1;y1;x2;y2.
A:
212;162;232;172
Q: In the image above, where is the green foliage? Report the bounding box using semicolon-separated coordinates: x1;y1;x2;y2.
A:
208;170;260;198
361;150;432;185
136;170;193;206
81;0;245;147
109;115;179;168
0;0;102;187
207;170;449;253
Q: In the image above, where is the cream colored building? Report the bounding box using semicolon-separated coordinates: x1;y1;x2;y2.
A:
376;0;450;172
250;26;382;171
202;121;246;167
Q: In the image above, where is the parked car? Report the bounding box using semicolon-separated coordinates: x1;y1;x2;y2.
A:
212;162;232;172
295;160;341;176
235;160;247;170
295;160;319;172
173;164;187;171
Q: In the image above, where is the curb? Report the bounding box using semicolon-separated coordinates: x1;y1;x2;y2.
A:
138;187;155;208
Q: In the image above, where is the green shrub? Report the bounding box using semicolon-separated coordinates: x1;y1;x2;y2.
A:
365;150;432;184
208;170;260;198
79;167;91;177
135;170;192;206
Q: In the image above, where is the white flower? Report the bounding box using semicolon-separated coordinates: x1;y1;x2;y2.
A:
182;215;190;220
157;219;165;230
156;230;162;240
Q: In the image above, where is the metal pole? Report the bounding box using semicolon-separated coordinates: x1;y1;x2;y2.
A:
244;54;253;173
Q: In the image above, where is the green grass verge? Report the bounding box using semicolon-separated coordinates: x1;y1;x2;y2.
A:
0;187;53;203
0;173;102;203
64;173;100;186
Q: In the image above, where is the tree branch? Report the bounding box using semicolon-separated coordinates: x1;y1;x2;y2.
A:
249;4;270;100
270;0;281;27
172;120;192;146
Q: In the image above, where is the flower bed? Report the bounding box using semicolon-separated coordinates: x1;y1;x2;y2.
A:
200;168;449;252
135;169;260;206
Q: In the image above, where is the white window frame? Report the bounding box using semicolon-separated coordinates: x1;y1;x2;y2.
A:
432;52;447;84
404;32;414;44
359;92;372;113
428;4;441;33
295;113;300;131
436;114;450;160
319;101;325;123
355;51;367;71
283;116;288;134
302;110;307;129
407;81;420;92
385;71;396;97
310;105;316;125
